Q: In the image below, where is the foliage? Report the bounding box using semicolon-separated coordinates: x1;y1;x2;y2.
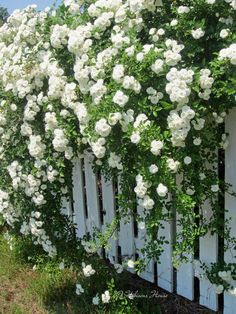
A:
0;0;236;299
0;5;9;24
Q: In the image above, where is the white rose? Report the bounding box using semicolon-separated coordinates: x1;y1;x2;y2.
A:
156;183;168;197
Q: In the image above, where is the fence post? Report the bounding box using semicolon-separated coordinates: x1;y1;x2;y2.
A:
224;108;236;314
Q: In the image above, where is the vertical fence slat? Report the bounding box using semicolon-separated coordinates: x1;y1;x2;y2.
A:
61;197;71;217
176;213;194;300
199;199;218;311
72;158;87;238
224;109;236;314
176;174;194;300
118;177;135;262
84;153;101;233
101;176;117;263
158;207;174;292
135;205;154;282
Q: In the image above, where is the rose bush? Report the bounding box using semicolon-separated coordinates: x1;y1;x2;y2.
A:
0;0;236;297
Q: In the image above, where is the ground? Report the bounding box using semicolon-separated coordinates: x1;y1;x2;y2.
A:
0;235;218;314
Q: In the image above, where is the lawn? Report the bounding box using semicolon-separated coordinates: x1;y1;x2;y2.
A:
0;235;216;314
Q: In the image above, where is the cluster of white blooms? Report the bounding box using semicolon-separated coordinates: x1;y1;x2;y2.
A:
150;140;164;155
134;175;149;198
212;111;226;124
113;90;129;107
108;152;123;170
0;189;20;225
164;39;184;66
91;138;106;159
130;113;150;144
219;43;236;64
166;68;194;105
112;64;125;83
147;87;163;104
101;290;111;303
52;129;69;153
45;112;58;131
75;283;84;296
192;28;205;40
28;135;46;158
149;27;165;42
95;118;112;137
138;195;155;210
156;183;168;197
82;263;96;277
50;24;69;49
177;6;190;14
199;69;214;100
166;158;180;173
167;106;195;147
20;211;57;257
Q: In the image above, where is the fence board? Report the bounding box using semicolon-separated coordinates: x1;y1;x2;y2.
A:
176;174;194;300
199;199;218;311
72;158;87;238
118;177;135;263
224;109;236;314
158;207;174;292
84;153;101;233
135;205;154;282
61;197;71;217
101;176;117;263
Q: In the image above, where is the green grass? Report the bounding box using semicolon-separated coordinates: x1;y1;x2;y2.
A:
0;236;163;314
0;234;217;314
0;236;96;314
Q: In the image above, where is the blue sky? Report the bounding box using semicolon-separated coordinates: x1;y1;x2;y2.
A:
0;0;58;14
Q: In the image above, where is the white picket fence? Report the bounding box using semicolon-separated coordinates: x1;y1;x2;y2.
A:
62;108;236;314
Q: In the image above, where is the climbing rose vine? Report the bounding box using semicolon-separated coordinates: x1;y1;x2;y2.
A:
1;0;236;295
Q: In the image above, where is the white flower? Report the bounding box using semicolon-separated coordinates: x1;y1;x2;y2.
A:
59;261;65;270
92;295;100;305
186;188;195;195
192;28;205;40
10;104;17;111
114;263;123;274
193;138;201;146
82;264;96;277
218;270;232;281
167;158;180;173
184;156;192;165
112;64;125;83
138;221;145;230
131;132;141;144
149;164;158;174
101;290;111;303
151;140;164;155
142;195;155;209
220;29;229;39
156;183;168;197
228;287;236;296
215;284;224;294
127;259;135;268
199;173;206;180
76;283;84;295
113;90;129;107
151;59;164;74
95;119;111;137
136;52;144;61
177;6;190;14
206;0;215;3
170;19;178;27
211;184;219;192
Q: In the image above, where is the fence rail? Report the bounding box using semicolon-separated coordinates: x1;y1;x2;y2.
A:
61;108;236;314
